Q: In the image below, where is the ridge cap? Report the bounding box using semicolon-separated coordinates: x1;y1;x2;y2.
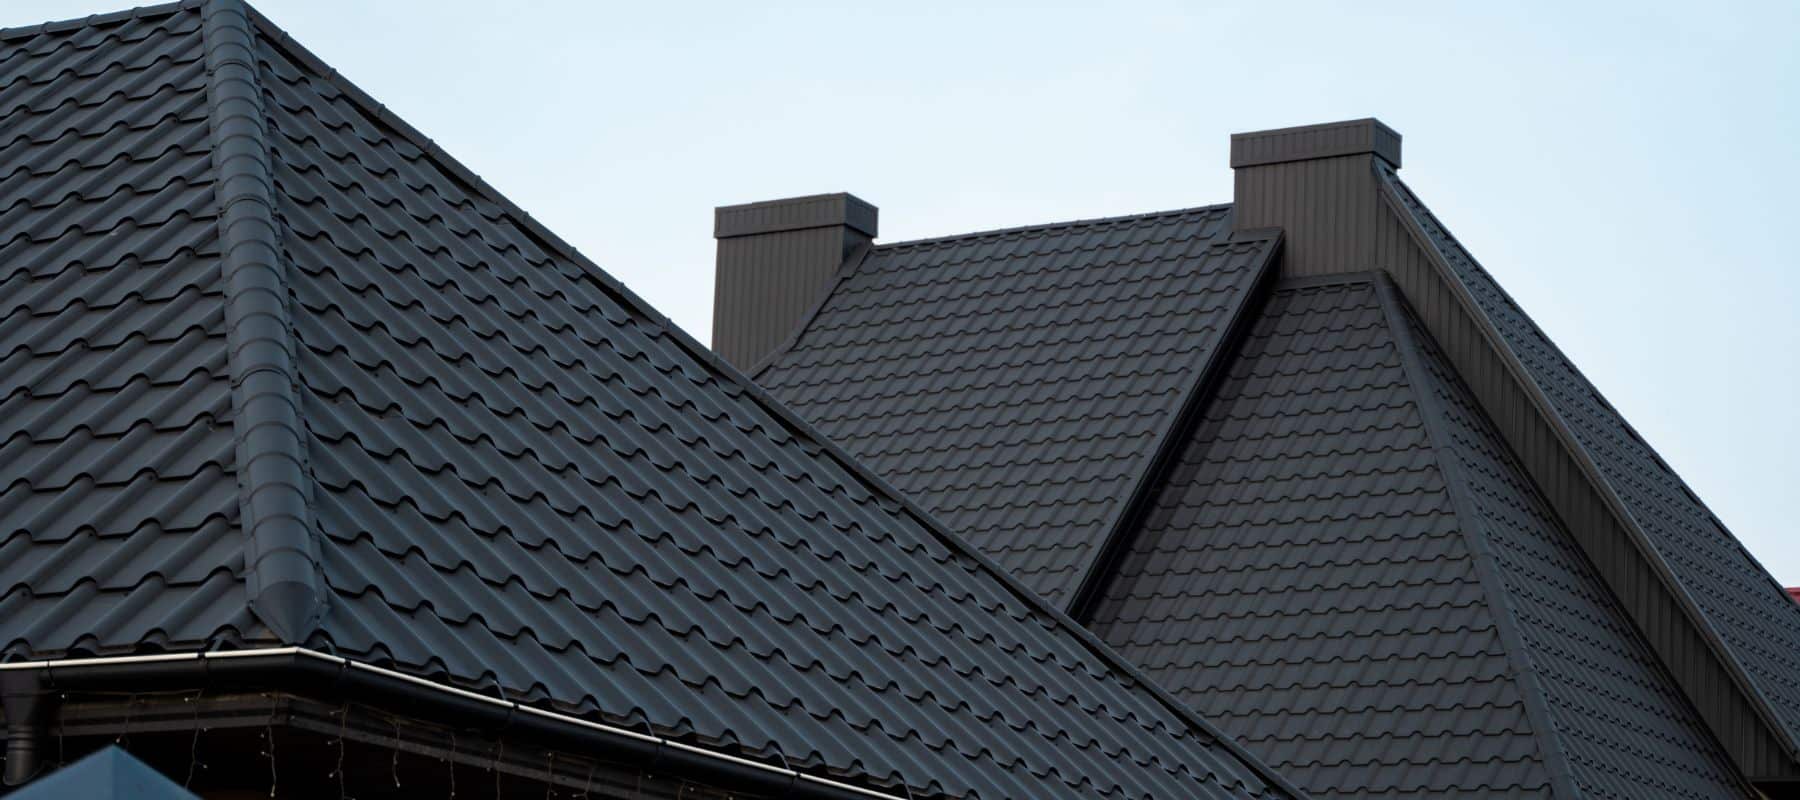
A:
872;202;1235;252
236;9;1307;795
1371;275;1583;800
201;0;324;644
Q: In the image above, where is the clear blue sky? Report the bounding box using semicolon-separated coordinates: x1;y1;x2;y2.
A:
12;1;1799;582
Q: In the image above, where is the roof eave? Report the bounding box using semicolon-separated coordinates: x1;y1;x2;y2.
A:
239;7;1310;796
1;649;892;800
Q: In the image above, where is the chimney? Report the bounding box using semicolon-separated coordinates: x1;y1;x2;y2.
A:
1231;118;1402;277
711;192;878;371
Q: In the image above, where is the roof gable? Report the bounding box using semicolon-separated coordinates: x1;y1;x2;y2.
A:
740;117;1800;791
757;209;1279;608
1087;275;1749;798
1396;281;1748;798
1377;164;1800;773
0;3;1303;798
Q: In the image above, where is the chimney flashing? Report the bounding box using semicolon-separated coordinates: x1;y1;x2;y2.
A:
711;191;878;370
1230;118;1402;170
714;192;879;239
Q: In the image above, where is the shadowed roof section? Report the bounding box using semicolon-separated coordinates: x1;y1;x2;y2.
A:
1088;275;1750;798
1378;161;1800;768
0;3;1306;798
756;208;1279;609
746;114;1800;793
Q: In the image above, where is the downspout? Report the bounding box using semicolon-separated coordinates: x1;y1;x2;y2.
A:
2;670;49;787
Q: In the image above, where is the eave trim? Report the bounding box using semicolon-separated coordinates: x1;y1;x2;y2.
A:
242;8;1311;796
0;649;901;800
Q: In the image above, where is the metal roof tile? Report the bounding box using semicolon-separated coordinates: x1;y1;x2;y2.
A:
759;208;1272;609
0;4;1304;797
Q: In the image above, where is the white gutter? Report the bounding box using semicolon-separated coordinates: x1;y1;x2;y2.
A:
0;647;903;800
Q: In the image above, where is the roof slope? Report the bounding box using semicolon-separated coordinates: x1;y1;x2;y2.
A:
0;3;1303;798
1378;164;1800;753
1087;275;1749;799
1394;290;1746;798
756;209;1277;607
0;4;253;650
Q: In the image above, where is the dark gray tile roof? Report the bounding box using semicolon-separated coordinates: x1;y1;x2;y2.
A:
0;3;1303;798
1397;296;1746;798
1088;276;1749;798
0;5;254;652
755;210;1277;608
1378;164;1800;753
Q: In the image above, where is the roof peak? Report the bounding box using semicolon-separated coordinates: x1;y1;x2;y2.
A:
0;5;1308;795
874;202;1234;251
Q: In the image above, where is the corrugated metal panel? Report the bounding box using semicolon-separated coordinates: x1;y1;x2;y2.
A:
713;224;860;370
1233;155;1385;277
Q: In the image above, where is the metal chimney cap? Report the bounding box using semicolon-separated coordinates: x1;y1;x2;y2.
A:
1230;118;1401;169
714;192;879;239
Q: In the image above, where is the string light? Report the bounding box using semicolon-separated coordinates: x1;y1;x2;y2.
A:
390;718;402;790
30;685;782;799
184;688;204;789
265;693;279;798
447;728;457;799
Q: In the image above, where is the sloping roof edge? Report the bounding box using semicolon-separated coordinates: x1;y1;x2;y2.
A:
1373;164;1800;764
1065;226;1283;621
202;0;324;644
1371;274;1584;799
745;203;1247;384
868;202;1237;252
241;6;1312;796
0;0;189;40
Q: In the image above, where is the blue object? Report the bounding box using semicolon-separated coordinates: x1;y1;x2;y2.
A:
11;746;197;800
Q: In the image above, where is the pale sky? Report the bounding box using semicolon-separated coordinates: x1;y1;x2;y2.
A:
10;1;1798;582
